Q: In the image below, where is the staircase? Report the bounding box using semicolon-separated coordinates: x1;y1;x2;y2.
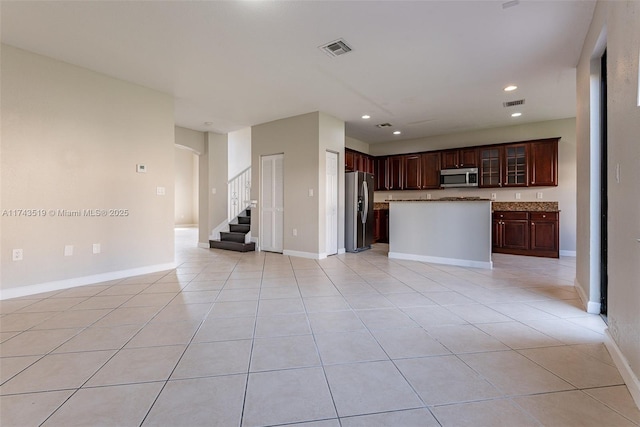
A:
209;208;255;252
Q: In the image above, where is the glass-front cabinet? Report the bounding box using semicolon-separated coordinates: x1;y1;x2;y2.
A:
480;147;501;187
479;143;529;188
504;143;528;186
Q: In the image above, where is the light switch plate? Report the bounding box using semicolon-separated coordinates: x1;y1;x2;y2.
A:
156;186;165;196
64;245;73;256
308;189;313;197
12;249;23;261
93;243;101;254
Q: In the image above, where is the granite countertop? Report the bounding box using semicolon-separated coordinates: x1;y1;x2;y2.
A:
375;200;559;212
492;201;559;212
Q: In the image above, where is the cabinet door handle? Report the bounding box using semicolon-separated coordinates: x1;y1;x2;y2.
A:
531;222;535;226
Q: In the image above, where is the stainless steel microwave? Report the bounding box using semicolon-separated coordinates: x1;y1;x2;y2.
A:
440;167;479;188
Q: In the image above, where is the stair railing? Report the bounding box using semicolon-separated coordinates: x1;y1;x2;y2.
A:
228;166;251;221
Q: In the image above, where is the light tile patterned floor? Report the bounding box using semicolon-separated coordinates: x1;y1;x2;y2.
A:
1;228;639;426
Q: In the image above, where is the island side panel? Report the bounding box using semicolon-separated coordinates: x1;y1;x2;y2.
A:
388;201;492;268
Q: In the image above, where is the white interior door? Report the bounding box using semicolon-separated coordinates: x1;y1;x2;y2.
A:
326;151;338;255
260;154;284;253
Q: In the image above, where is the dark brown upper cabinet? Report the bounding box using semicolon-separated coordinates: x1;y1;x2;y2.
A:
529;138;558;187
441;148;477;169
387;155;404;190
403;154;422;190
374;157;388;191
421;152;441;189
345;150;356;171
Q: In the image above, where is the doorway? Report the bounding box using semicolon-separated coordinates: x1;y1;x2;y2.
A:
599;50;608;317
260;154;284;253
326;151;339;256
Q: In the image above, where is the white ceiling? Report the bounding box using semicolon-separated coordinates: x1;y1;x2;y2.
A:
1;1;595;146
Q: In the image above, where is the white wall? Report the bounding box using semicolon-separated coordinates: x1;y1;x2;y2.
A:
576;0;640;405
228;127;252;180
319;112;346;255
1;45;175;295
174;147;198;226
371;118;577;254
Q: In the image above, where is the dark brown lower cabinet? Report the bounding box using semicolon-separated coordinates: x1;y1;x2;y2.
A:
529;212;559;257
374;209;389;243
492;211;559;258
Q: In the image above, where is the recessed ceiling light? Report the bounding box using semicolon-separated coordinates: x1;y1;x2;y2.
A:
393;131;402;135
504;85;518;92
204;121;214;126
511;112;522;117
361;115;370;119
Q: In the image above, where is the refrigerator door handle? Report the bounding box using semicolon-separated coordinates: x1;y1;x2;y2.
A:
361;179;369;223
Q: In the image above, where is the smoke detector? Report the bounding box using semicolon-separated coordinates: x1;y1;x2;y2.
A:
320;39;353;57
503;99;525;108
376;123;393;128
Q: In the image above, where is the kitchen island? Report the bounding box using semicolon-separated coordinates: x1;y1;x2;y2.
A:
388;199;492;269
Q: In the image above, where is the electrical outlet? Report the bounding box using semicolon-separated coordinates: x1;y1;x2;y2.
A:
515;193;521;200
426;193;432;200
308;188;313;197
64;245;74;256
93;243;101;254
12;249;23;261
156;186;166;196
491;193;497;200
537;192;543;199
292;229;297;236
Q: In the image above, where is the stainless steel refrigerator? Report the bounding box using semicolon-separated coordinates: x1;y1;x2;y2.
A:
345;171;374;252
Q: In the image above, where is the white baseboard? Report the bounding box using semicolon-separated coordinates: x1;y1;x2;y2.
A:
574;277;601;314
604;329;640;410
0;262;177;300
338;248;346;254
198;242;210;249
388;252;493;269
560;250;577;257
282;250;324;260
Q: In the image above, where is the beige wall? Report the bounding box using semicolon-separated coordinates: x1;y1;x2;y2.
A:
1;45;175;294
174;147;198;226
345;136;369;154
228;127;252;180
252;112;345;257
175;126;205;155
371;118;577;253
576;0;640;401
207;132;229;240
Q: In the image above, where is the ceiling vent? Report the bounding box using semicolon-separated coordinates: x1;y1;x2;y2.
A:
376;123;393;128
320;39;353;57
503;99;525;108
